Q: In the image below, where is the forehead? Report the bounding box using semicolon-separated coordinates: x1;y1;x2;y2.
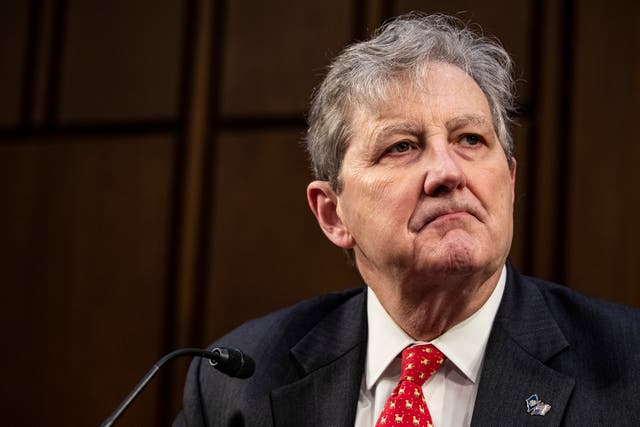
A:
349;62;493;140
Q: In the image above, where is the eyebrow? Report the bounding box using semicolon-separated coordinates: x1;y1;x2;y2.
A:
359;122;422;162
373;121;423;144
366;114;493;156
445;114;493;132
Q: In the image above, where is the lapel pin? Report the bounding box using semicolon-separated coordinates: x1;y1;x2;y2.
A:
525;394;551;416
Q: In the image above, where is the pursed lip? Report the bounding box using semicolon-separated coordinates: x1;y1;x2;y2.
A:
409;202;482;232
429;210;472;223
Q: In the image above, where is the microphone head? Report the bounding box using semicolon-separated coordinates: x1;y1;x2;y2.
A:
209;347;255;379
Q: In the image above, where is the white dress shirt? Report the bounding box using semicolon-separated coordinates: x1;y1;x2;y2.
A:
354;266;506;427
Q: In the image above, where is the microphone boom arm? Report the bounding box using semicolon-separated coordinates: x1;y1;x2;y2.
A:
100;347;251;426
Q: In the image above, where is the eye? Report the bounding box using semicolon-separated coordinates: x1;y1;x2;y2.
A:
459;134;483;146
387;141;414;154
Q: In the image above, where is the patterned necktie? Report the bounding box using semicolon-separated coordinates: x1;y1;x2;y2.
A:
375;344;445;427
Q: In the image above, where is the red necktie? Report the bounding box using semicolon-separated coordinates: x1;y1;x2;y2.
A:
375;344;445;427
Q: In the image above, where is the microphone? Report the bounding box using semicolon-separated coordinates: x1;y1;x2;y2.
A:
101;347;254;427
207;347;255;379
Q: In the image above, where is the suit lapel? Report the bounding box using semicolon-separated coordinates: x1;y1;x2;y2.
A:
472;266;575;426
271;290;367;427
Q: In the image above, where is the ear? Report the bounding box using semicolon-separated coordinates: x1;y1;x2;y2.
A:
306;181;355;249
509;157;517;204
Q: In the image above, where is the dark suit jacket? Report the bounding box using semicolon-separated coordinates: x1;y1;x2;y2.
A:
173;265;640;426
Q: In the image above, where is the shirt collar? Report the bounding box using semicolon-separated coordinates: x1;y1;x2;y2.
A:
364;265;506;390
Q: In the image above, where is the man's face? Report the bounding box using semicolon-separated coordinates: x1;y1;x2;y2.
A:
334;62;516;287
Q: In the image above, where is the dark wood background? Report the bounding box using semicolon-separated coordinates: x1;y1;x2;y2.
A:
1;0;638;425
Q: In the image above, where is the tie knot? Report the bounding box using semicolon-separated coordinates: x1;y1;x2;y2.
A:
400;344;445;386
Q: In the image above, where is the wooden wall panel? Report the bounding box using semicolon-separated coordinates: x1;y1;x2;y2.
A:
0;2;29;126
59;0;184;122
0;135;175;426
1;1;639;425
566;0;640;304
221;0;354;116
530;0;563;280
396;0;533;104
202;129;361;342
510;121;532;268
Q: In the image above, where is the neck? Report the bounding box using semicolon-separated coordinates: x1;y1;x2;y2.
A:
366;266;503;341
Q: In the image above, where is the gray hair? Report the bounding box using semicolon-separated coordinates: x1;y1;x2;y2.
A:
305;13;517;191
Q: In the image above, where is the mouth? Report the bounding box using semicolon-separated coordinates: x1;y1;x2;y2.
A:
409;203;482;232
429;210;473;224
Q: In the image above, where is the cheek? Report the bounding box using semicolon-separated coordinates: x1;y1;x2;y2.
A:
486;172;516;229
368;174;419;216
341;173;417;230
499;168;516;210
469;167;514;220
474;162;513;197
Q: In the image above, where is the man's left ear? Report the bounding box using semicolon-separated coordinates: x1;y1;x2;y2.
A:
306;181;355;249
510;157;517;203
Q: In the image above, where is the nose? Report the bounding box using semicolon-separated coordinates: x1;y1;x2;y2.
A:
422;143;466;196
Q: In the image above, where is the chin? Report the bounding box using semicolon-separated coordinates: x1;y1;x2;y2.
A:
417;237;485;276
430;253;478;275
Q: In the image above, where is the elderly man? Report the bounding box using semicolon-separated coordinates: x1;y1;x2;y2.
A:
174;13;640;426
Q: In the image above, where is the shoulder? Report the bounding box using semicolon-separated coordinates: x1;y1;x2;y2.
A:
211;287;366;354
521;273;640;335
510;269;640;363
174;287;366;426
201;286;367;392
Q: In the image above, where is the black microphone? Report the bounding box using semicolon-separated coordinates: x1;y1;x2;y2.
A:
207;347;255;379
100;347;254;427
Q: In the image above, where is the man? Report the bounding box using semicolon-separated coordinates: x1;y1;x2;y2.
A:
174;13;640;426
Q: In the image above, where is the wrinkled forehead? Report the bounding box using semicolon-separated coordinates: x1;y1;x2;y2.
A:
347;62;488;115
345;63;492;131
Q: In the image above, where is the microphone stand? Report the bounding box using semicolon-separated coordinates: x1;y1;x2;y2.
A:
100;348;217;427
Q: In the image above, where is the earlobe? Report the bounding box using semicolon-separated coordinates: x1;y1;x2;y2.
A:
306;181;355;249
